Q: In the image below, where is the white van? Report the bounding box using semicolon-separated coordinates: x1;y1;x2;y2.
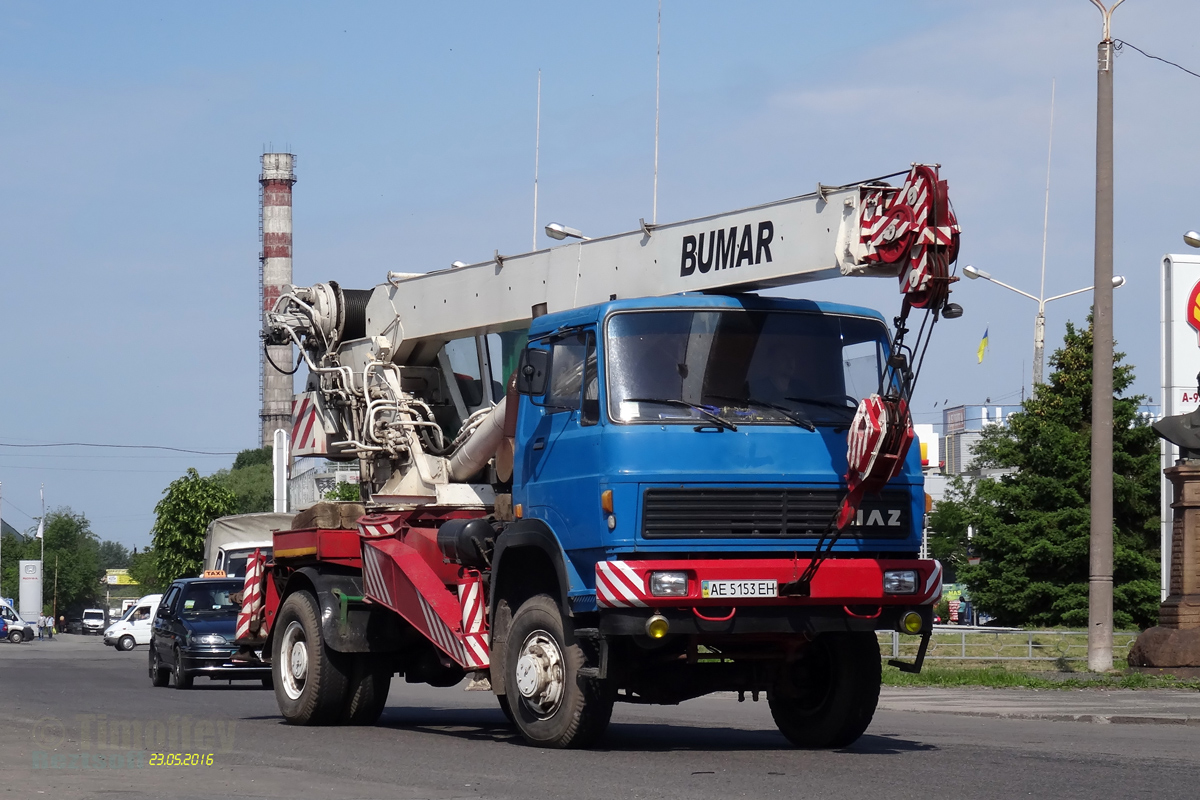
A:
0;603;37;643
102;594;162;651
203;513;290;577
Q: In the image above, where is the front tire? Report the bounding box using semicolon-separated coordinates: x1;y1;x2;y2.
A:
9;629;23;644
118;635;136;652
504;594;612;748
149;647;170;687
272;591;349;725
767;632;881;749
173;647;193;690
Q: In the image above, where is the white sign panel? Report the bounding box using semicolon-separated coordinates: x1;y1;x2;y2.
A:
1159;254;1200;600
18;560;42;621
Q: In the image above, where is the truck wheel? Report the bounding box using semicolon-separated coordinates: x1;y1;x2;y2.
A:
496;694;515;726
504;594;612;748
341;655;391;725
149;647;170;687
173;647;193;690
767;632;881;749
9;629;23;644
272;590;349;725
118;635;136;652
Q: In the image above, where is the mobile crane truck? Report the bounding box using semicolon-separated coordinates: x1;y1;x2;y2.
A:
233;164;960;749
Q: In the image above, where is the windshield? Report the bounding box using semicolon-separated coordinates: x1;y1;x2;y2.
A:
606;309;889;426
179;581;242;617
222;548;272;578
83;611;104;620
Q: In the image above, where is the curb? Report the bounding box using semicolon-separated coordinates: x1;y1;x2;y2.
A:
885;708;1200;726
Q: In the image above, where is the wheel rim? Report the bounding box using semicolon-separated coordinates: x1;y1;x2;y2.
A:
513;629;565;718
279;621;308;701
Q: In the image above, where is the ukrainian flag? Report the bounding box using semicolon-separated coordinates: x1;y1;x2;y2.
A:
977;327;989;363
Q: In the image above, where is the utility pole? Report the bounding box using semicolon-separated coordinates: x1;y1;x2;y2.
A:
1088;0;1123;673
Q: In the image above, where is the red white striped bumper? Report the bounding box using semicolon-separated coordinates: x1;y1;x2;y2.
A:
595;558;942;609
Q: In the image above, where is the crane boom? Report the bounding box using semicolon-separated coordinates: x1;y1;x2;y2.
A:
266;164;959;506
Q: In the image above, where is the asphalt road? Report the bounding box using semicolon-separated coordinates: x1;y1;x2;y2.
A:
4;635;1200;800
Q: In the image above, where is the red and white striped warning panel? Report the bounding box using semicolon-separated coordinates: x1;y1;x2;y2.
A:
235;549;268;643
595;560;649;608
358;514;403;539
291;392;329;456
361;538;489;669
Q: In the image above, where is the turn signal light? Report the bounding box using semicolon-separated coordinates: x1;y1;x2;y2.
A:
601;490;614;513
902;611;923;635
645;613;670;639
514;504;523;519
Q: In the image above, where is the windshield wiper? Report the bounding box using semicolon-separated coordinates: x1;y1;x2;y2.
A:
624;398;738;432
704;395;815;431
784;396;858;416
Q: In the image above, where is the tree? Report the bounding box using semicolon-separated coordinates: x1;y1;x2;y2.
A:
40;508;102;614
128;547;162;593
213;447;274;514
98;540;131;570
152;468;237;585
929;319;1161;629
324;481;360;501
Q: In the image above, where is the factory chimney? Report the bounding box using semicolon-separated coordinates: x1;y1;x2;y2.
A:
260;153;296;448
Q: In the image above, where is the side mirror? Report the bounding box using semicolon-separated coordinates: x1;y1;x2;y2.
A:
516;348;549;395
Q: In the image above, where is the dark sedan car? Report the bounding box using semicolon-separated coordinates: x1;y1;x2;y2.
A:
148;577;270;690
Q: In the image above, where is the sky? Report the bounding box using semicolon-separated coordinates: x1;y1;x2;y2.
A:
1;1;1198;549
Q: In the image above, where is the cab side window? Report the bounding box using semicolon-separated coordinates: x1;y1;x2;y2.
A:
159;587;180;618
581;333;599;426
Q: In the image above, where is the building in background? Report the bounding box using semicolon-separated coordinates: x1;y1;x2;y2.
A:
289;457;360;510
940;404;1022;475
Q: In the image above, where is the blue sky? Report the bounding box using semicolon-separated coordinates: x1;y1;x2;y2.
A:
2;1;1198;548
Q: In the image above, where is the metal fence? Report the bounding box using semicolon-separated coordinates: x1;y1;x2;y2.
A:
878;626;1140;663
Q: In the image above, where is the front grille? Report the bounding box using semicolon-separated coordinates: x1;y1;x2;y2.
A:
641;488;910;539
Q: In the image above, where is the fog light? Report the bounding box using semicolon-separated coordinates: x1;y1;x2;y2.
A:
645;613;670;639
883;570;917;594
902;611;923;635
649;571;688;597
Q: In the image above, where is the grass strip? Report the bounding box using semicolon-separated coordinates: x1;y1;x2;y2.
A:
881;664;1200;690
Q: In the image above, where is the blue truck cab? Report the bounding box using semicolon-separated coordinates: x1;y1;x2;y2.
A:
512;293;928;603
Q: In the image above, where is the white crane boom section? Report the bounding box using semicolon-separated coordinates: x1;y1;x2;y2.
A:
365;182;897;361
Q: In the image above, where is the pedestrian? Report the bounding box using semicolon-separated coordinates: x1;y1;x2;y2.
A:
37;615;44;640
59;615;66;636
46;614;53;639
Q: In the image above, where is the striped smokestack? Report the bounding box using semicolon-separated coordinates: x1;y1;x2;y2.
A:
260;153;296;448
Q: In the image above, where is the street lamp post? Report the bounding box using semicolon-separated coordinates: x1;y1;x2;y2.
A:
961;265;1124;385
1088;0;1123;675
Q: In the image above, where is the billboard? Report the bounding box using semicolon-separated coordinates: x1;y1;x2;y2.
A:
1159;253;1200;600
19;560;42;620
104;569;137;586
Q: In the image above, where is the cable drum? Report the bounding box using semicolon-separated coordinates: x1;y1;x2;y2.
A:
340;289;372;342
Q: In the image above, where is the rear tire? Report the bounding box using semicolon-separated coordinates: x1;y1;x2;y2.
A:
341;655;391;725
272;591;350;725
118;635;136;652
172;647;193;690
767;632;881;749
504;594;612;748
149;647;170;687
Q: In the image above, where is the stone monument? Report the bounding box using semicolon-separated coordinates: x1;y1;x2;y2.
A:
1128;389;1200;668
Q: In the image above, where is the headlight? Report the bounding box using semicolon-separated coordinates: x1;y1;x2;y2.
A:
649;571;688;597
191;633;228;646
883;570;918;594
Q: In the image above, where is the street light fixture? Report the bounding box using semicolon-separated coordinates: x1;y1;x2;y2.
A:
962;265;1124;385
545;223;590;241
1184;231;1200;249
